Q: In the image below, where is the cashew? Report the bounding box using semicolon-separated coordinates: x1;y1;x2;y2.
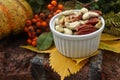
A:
73;8;88;17
69;14;76;21
65;21;81;30
65;14;79;22
95;20;102;29
82;11;99;20
55;15;65;25
79;20;88;24
63;28;73;35
64;16;70;22
79;7;88;14
55;18;59;25
55;25;64;32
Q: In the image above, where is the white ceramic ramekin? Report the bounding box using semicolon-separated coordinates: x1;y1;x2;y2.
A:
49;10;105;58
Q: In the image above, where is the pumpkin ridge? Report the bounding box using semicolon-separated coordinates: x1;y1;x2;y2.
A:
4;0;27;34
14;0;28;17
0;5;13;29
17;0;33;19
0;4;13;39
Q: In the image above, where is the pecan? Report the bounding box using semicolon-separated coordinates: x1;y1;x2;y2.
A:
74;24;97;35
86;18;99;25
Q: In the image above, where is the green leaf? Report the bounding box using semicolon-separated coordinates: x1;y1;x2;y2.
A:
90;3;99;10
103;12;120;36
37;32;53;50
75;1;83;9
27;0;46;13
75;3;82;9
36;0;44;5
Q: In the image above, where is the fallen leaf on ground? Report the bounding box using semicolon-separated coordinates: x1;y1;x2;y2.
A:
20;45;55;53
73;50;99;65
99;40;120;53
49;48;88;80
101;33;120;41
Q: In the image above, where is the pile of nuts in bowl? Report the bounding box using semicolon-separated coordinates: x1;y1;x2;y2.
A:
54;7;102;35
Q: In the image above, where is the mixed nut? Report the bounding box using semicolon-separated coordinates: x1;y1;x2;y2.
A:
54;8;102;35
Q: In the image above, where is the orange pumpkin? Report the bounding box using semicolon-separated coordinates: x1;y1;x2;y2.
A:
0;0;33;39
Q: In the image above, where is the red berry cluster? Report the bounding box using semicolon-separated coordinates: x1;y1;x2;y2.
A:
24;12;50;46
24;0;64;47
47;0;64;15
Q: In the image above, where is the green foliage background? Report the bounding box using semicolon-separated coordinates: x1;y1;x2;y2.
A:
27;0;120;14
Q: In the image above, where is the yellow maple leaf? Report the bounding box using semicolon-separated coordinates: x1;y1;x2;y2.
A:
73;50;99;65
99;40;120;53
20;45;55;53
49;48;88;80
101;33;120;41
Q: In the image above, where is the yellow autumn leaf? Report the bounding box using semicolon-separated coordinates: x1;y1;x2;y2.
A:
20;45;56;53
73;50;99;65
99;40;120;53
101;33;120;41
49;48;88;80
